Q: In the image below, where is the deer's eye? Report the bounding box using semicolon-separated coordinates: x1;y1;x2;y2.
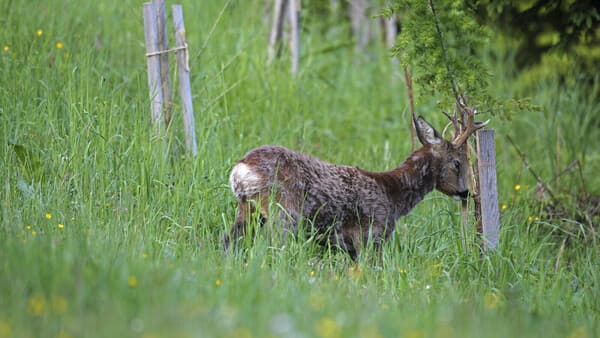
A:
453;159;461;171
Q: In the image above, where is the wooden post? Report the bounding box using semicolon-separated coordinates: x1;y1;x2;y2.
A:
153;0;174;127
143;2;165;133
349;0;369;52
289;0;300;75
173;5;198;156
267;0;287;65
476;129;500;250
263;0;272;26
383;13;397;51
383;13;399;76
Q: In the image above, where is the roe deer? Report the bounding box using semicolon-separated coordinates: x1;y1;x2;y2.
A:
227;115;487;258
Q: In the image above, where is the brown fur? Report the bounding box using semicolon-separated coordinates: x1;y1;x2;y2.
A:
226;117;470;258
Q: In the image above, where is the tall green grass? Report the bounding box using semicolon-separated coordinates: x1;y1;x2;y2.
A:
1;1;598;337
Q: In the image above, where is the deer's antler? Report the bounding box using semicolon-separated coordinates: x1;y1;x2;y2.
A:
449;94;489;147
442;108;462;139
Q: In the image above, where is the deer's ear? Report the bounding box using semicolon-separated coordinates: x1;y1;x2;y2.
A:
414;116;442;145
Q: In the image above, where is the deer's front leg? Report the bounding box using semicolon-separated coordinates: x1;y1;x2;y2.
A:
333;222;361;260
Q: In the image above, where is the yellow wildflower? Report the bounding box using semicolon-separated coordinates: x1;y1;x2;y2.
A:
31;230;37;236
25;225;32;230
36;29;43;37
310;270;316;277
128;275;138;288
349;264;362;280
528;216;533;222
58;223;64;229
56;42;63;49
215;279;221;287
2;46;8;52
514;184;521;191
315;318;341;338
27;294;46;317
483;291;501;310
0;319;12;338
51;296;68;315
45;213;52;220
501;204;507;211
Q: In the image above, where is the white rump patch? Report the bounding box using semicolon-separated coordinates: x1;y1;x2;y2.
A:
229;162;263;197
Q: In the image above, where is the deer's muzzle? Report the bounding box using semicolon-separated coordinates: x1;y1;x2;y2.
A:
456;190;469;200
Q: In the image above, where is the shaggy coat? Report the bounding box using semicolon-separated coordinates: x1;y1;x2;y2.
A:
227;117;470;257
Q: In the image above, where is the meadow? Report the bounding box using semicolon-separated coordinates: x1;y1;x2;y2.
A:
1;1;599;337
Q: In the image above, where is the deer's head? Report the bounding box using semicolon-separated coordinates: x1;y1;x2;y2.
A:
413;114;487;200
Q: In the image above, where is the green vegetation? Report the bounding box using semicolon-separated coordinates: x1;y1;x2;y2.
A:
1;1;598;337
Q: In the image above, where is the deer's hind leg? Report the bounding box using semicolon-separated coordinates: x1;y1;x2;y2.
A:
225;191;301;249
224;197;266;249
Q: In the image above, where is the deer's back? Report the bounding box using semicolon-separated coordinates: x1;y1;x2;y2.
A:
230;145;393;229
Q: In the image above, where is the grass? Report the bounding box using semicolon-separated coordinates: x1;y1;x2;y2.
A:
1;0;599;337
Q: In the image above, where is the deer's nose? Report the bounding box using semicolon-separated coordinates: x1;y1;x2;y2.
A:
457;190;469;200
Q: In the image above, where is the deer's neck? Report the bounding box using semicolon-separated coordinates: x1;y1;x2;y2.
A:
365;146;437;215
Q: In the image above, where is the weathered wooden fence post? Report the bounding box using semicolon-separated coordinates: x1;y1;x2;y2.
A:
266;0;301;75
153;0;174;127
172;5;198;156
349;0;370;52
267;0;287;65
476;129;500;250
143;1;197;156
143;3;165;134
383;13;397;54
289;0;301;75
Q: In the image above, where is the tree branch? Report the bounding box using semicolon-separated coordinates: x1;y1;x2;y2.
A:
428;0;461;109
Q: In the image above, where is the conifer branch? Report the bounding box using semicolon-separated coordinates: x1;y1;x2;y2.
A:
428;0;461;109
